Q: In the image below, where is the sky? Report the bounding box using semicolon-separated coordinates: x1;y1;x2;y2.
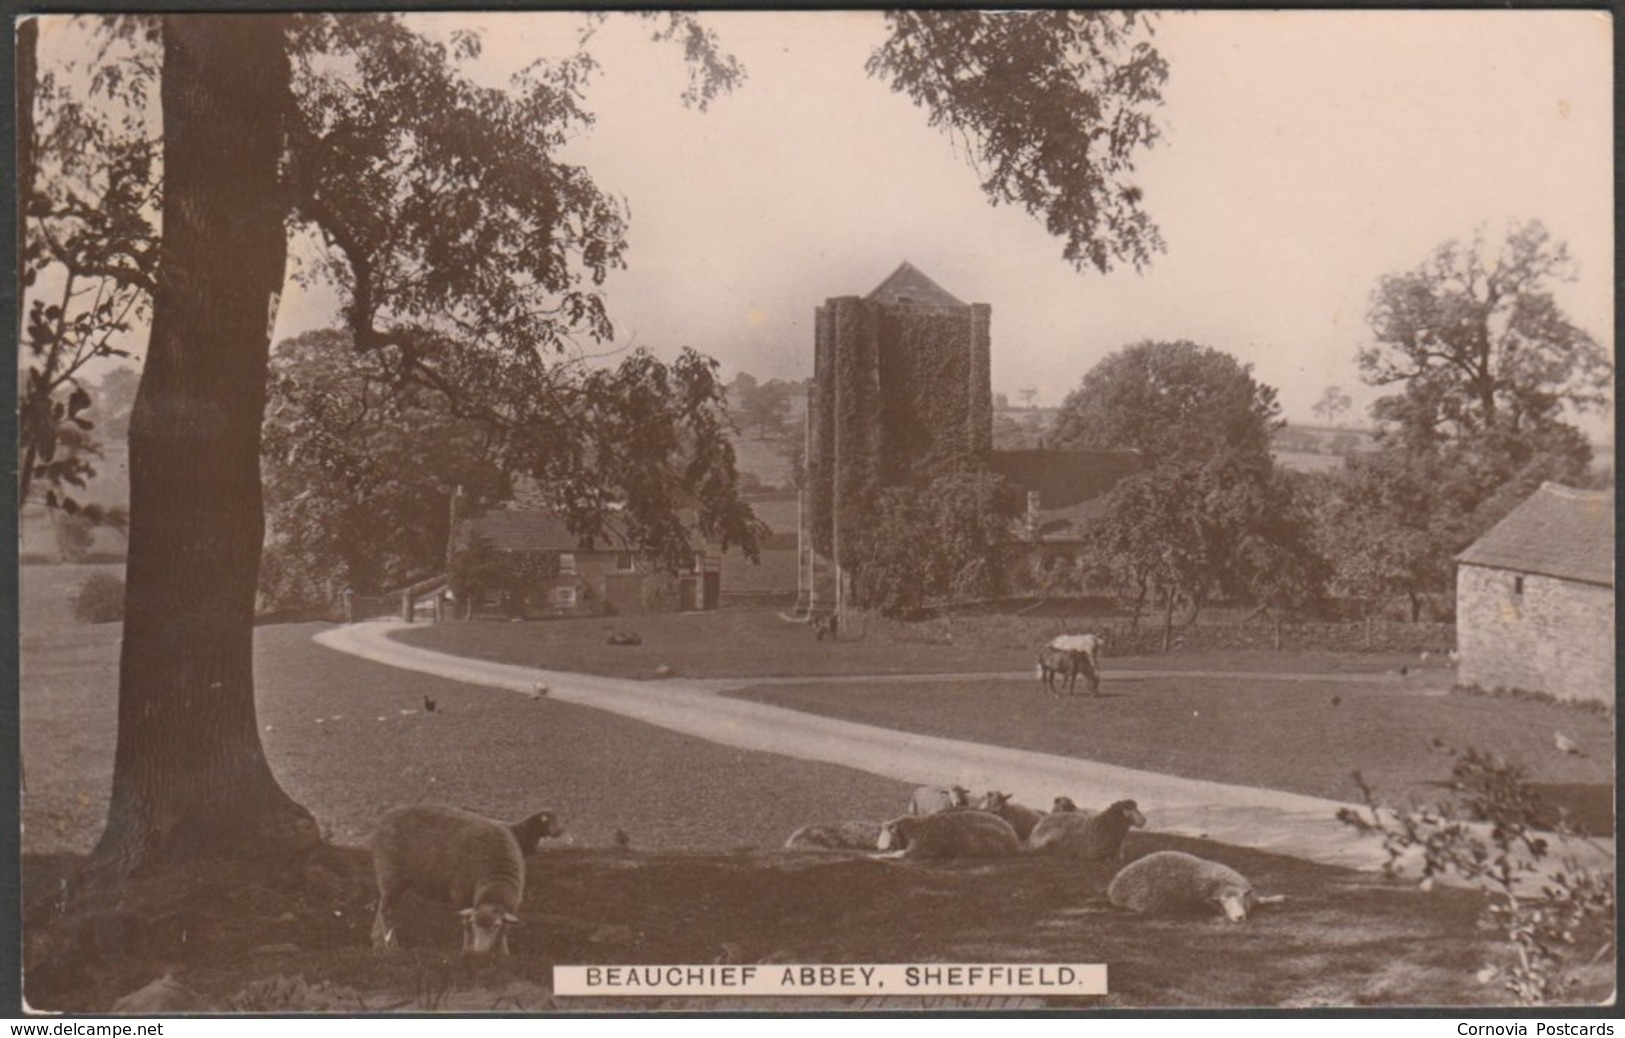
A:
38;10;1617;435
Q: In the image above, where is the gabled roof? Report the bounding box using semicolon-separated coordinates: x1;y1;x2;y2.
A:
990;449;1144;511
456;508;593;553
1457;482;1614;588
865;261;966;308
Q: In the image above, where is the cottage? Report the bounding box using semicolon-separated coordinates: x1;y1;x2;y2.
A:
453;506;720;618
1455;482;1614;705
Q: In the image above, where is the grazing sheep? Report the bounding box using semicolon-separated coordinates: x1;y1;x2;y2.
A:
370;804;526;954
1027;799;1146;859
509;810;565;856
1048;632;1104;693
1051;796;1079;813
977;790;1045;841
1037;647;1087;696
1107;851;1281;922
877;810;1022;860
909;784;971;815
784;820;884;852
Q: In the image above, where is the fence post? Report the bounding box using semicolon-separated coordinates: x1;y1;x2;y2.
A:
343;589;356;624
401;592;413;623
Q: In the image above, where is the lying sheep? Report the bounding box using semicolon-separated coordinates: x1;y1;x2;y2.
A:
977;790;1045;842
1107;850;1281;922
370;804;527;954
877;810;1022;860
1051;796;1079;813
784;820;884;852
909;784;971;815
1027;799;1146;859
509;810;565;856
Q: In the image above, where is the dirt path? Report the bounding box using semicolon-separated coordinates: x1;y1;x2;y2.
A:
315;620;1413;873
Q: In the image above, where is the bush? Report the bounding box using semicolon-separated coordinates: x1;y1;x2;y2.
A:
70;574;126;624
1339;744;1616;1004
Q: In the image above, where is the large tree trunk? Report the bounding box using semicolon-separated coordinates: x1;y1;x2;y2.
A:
90;15;318;878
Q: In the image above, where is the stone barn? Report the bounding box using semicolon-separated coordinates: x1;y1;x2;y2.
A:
1455;482;1614;705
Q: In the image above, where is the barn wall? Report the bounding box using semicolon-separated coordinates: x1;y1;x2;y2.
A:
1457;564;1615;704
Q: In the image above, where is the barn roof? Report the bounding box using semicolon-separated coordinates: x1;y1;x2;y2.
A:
991;448;1144;543
1457;482;1614;588
456;508;596;553
990;449;1144;510
865;261;966;308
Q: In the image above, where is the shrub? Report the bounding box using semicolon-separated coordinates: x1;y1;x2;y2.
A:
71;574;126;624
1338;744;1615;1004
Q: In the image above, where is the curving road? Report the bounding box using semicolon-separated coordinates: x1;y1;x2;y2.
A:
315;620;1407;872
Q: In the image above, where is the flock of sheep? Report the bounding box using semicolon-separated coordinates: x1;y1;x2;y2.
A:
364;632;1268;957
368;789;1275;957
786;784;1275;925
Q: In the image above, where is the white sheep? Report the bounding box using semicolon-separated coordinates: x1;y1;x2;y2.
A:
370;804;528;954
1107;850;1282;922
877;811;1022;860
784;820;884;852
1027;799;1146;859
909;784;971;815
1045;633;1103;693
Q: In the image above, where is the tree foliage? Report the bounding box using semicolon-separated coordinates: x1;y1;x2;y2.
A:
259;329;511;610
868;10;1167;274
729;373;796;441
845;468;1019;617
1360;220;1610;456
1059;342;1314;634
1052;340;1282;467
1318;221;1611;617
1311;384;1352;425
19;18;156;524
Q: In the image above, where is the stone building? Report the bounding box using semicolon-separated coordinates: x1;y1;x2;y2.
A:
798;262;1139;615
1455;482;1614;705
453;506;720;618
800;262;990;612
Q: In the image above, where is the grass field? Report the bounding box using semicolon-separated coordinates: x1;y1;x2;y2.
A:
392;607;1439;681
19;570;1617;1010
727;677;1616;826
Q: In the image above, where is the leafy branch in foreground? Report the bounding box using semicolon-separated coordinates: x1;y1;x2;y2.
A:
1337;745;1615;1004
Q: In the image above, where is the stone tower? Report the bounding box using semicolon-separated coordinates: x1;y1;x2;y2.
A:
799;262;992;615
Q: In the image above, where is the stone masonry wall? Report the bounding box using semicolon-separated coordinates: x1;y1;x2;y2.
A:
1457;564;1615;705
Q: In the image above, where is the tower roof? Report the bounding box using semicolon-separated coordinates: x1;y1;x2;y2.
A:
865;261;966;308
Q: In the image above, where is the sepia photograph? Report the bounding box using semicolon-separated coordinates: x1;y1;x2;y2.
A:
14;7;1616;1015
